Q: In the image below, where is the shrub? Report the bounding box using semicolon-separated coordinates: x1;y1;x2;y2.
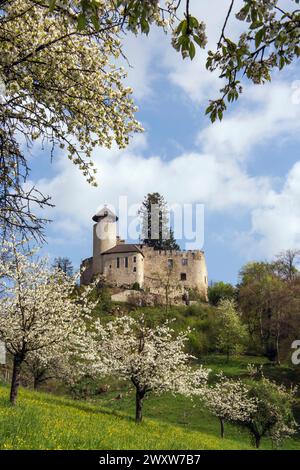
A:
208;282;236;306
242;376;297;448
188;288;206;302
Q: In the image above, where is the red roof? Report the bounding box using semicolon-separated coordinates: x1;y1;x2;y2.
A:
101;244;144;256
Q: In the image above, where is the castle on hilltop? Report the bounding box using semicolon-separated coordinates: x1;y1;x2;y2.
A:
81;207;208;299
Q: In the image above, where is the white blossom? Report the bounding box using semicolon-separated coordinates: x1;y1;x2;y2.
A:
90;315;210;421
204;373;258;438
0;238;96;403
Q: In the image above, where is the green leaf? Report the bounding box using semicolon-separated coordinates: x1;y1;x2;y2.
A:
279;56;285;70
180;35;190;50
49;0;56;11
251;7;258;24
77;13;86;31
250;21;263;30
91;15;100;31
206;58;212;70
240;3;251;17
141;18;150;34
193;35;204;48
189;41;196;60
205;104;213;115
255;27;265;49
189;16;199;28
211;109;217;123
225;38;236;53
180;19;188;35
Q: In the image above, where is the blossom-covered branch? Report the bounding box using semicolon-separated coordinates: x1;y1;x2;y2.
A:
0;238;96;404
90;315;210;422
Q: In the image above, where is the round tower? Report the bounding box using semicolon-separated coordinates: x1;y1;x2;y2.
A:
92;206;118;274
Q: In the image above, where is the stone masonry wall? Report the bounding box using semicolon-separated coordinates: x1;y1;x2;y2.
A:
102;252;144;288
81;246;208;299
142;247;208;297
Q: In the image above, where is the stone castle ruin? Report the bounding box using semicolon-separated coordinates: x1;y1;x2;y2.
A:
81;207;208;299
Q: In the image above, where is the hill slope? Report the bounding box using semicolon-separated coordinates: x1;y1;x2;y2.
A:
0;385;299;450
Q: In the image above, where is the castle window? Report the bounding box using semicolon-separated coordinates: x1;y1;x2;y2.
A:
182;258;188;266
117;257;120;268
133;256;136;263
180;273;187;281
167;259;173;269
133;267;137;272
125;257;128;268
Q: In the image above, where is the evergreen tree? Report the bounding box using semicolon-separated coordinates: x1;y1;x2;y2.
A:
52;257;74;277
139;193;179;251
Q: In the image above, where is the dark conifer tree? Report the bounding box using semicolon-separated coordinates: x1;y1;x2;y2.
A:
139;193;180;251
52;257;74;276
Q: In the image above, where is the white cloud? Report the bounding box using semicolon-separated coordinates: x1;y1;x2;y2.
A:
163;49;222;105
244;162;300;257
120;0;244;105
25;0;300;264
199;82;300;159
32;129;269;235
122;31;164;101
200;80;300;259
159;0;246;104
31;75;300;260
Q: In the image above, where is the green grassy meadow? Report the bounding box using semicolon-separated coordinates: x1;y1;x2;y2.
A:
0;355;299;450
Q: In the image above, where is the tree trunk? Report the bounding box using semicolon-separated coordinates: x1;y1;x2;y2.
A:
259;311;264;344
220;417;225;438
275;323;281;365
165;287;169;315
255;434;261;449
10;354;23;405
135;390;145;423
33;376;40;391
33;369;46;390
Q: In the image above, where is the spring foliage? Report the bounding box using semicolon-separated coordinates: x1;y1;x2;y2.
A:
0;0;142;237
90;315;210;421
0;239;94;402
205;373;257;438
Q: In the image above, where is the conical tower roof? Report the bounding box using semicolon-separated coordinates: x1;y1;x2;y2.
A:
92;205;118;223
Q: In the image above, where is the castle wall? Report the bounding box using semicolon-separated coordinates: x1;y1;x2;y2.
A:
142;247;208;298
82;216;208;301
102;252;144;288
81;247;208;299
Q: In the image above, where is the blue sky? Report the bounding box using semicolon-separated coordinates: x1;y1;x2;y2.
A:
29;2;300;285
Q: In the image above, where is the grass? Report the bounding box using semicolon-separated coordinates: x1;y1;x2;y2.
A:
1;303;299;450
0;379;299;450
0;353;299;450
199;354;268;379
